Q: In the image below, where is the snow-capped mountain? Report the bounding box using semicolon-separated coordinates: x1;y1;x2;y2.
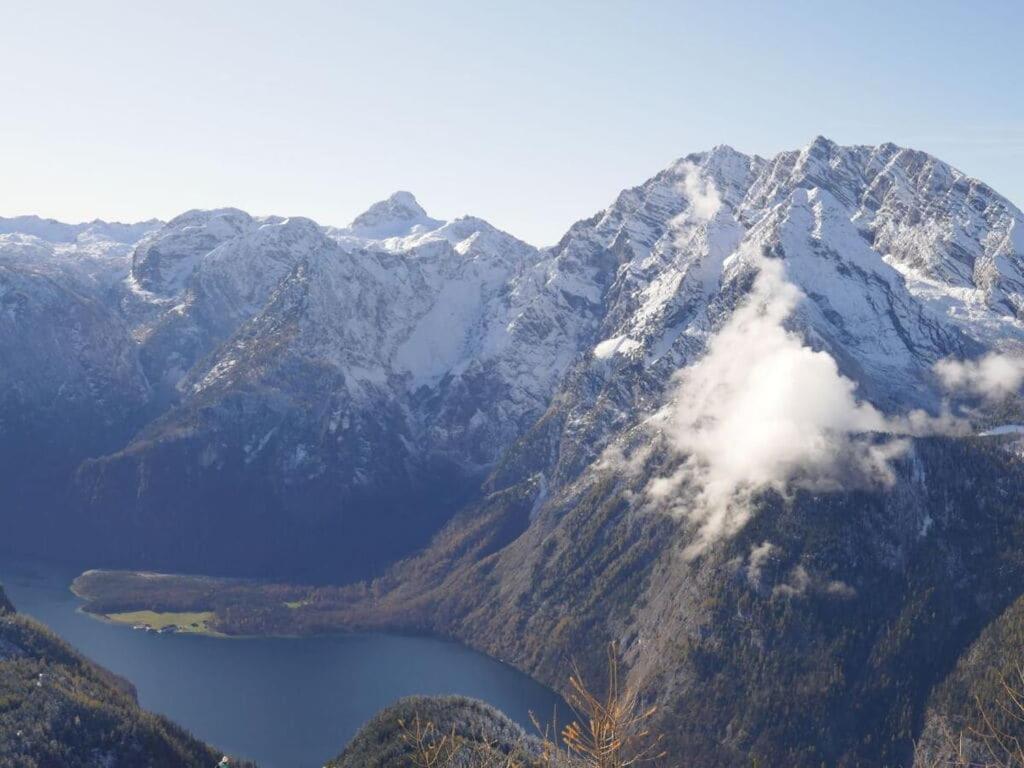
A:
571;138;1017;399
2;138;1023;580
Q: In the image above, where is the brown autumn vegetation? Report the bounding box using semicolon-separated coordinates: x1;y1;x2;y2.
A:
398;643;667;768
920;665;1024;767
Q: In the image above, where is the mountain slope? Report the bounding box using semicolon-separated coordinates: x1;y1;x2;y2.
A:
70;200;566;580
916;586;1024;765
341;435;1024;766
0;585;243;768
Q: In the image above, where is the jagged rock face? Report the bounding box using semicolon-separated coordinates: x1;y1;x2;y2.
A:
1;140;1023;583
482;144;991;501
545;140;1008;456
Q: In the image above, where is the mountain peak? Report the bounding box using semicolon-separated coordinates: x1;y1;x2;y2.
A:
805;134;837;152
347;191;443;239
384;190;424;213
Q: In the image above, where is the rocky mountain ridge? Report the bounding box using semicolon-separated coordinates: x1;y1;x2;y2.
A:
3;137;1023;579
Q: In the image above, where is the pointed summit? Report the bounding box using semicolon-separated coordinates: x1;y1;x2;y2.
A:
347;191;444;239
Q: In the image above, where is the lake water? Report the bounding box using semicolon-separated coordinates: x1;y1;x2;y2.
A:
0;560;569;768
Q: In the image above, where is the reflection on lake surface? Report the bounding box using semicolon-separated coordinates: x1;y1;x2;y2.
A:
0;560;569;768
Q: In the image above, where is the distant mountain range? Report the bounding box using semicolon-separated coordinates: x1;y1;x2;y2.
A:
3;137;1024;764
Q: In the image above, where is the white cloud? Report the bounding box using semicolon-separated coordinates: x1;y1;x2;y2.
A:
745;541;776;587
825;580;857;599
772;566;857;600
935;353;1024;400
678;162;721;222
594;335;642;360
647;249;966;554
772;565;810;599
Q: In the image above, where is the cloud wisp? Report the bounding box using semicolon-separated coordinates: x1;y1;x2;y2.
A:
935;353;1024;400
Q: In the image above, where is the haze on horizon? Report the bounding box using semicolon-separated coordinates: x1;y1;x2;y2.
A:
2;0;1022;246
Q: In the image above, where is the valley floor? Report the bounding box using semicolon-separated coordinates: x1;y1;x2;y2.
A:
73;569;387;638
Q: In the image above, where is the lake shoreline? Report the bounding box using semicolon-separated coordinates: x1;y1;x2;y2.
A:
72;567;540;677
3;559;572;768
72;567;449;641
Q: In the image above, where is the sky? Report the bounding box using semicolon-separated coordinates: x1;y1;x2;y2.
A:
1;0;1022;246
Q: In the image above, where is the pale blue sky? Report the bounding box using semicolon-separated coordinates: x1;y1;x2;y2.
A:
2;0;1022;245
